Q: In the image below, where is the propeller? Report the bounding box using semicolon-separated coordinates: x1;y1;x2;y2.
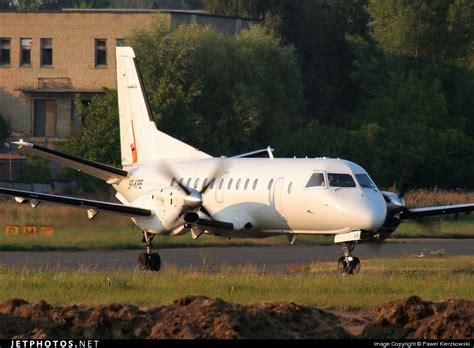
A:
378;154;424;240
397;154;423;198
159;159;229;223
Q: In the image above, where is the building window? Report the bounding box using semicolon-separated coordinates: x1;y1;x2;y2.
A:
34;100;57;137
20;38;32;66
40;38;53;66
0;38;11;66
95;39;107;67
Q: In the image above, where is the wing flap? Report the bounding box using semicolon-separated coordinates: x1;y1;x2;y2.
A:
196;218;234;230
13;141;128;183
0;188;152;218
401;203;474;220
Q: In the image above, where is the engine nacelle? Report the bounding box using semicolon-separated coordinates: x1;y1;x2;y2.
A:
130;186;188;234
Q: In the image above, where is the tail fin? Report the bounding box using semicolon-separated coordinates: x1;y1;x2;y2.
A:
116;47;211;167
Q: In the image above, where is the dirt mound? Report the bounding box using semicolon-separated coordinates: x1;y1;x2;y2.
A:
1;296;471;339
362;296;474;339
0;296;351;339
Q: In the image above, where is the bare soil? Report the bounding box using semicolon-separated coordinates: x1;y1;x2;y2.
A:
0;295;471;339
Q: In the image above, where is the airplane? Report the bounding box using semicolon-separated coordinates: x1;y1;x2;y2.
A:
2;46;474;275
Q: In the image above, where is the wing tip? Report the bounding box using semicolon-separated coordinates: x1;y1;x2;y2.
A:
12;139;33;148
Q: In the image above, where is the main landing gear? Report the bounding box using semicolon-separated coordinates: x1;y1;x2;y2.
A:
337;242;360;275
138;231;161;272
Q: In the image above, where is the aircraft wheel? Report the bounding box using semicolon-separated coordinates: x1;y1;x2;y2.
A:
138;252;149;270
338;256;361;275
149;252;161;272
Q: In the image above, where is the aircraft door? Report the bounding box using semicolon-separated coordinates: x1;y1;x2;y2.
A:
215;172;229;203
272;177;286;221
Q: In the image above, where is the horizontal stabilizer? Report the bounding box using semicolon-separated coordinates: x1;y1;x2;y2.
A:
0;188;152;218
13;141;128;183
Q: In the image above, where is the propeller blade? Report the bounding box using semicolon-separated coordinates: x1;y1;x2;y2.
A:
177;181;191;195
398;154;423;198
159;162;191;195
200;159;229;195
200;205;213;218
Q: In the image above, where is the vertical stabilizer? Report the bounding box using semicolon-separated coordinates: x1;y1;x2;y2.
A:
116;47;211;167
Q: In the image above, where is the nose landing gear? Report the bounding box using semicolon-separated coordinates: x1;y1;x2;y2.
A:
337;242;360;275
138;231;161;272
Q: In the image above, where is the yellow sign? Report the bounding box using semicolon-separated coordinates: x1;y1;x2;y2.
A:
4;225;54;236
5;225;19;235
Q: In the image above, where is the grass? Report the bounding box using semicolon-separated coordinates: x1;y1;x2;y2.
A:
0;256;472;308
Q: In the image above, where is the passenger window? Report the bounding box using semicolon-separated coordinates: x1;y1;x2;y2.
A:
268;179;274;190
288;182;293;194
244;179;250;190
194;178;199;189
305;173;326;188
170;178;176;186
218;178;225;190
186;178;192;187
253;179;258;190
228;178;233;190
202;178;208;189
236;178;241;190
327;173;356;188
210;178;216;189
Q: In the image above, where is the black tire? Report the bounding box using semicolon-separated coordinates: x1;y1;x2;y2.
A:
138;252;149;270
337;256;348;274
350;257;361;274
337;256;361;275
149;253;161;272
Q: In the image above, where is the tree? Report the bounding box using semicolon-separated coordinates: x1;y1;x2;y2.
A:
205;0;370;126
59;91;120;192
368;0;474;63
129;20;304;155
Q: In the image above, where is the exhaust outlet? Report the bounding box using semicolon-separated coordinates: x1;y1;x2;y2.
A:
183;212;199;224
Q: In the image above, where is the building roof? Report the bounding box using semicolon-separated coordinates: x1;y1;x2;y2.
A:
0;8;261;21
16;88;105;94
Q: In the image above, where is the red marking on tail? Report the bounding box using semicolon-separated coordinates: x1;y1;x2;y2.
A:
130;121;138;164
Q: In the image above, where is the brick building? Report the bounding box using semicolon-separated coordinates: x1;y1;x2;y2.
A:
0;9;258;142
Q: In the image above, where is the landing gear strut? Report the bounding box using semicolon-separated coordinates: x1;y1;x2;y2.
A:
138;231;161;272
337;242;360;275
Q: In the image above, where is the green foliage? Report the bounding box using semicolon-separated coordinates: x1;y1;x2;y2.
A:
18;154;52;183
368;0;474;62
59;91;120;192
129;21;304;155
17;0;40;11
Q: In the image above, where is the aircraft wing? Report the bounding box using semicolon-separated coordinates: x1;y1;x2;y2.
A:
196;218;233;230
12;141;128;184
0;188;152;218
400;203;474;220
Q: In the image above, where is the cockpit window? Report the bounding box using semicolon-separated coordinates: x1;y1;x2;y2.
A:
327;173;356;187
355;174;377;189
305;172;326;188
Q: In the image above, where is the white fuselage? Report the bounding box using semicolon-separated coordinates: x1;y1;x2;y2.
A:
112;157;387;238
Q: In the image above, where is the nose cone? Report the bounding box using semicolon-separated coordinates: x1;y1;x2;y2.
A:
355;195;386;231
183;190;203;209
